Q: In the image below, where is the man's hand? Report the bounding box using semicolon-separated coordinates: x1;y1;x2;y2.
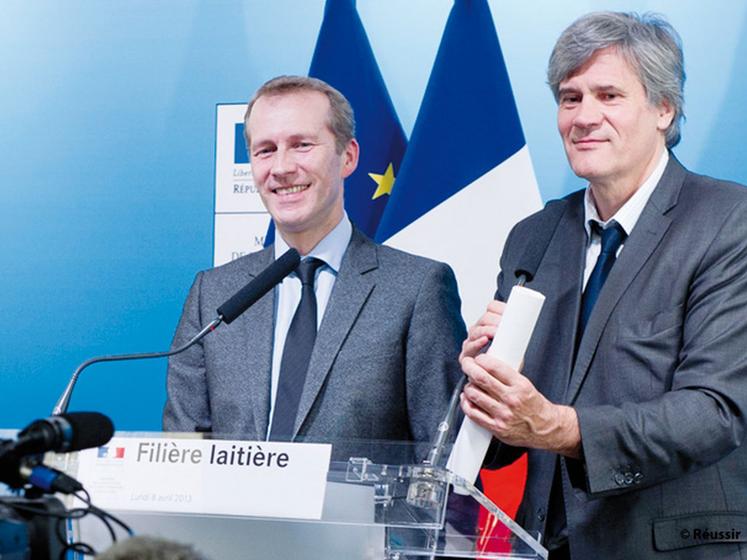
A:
459;300;506;364
460;353;581;458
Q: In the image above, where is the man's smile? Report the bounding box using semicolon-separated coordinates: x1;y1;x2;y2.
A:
272;184;311;195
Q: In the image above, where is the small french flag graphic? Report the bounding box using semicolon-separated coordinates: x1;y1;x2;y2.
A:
98;446;125;459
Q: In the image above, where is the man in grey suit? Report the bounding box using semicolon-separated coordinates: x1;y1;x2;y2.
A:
460;12;747;560
163;76;466;458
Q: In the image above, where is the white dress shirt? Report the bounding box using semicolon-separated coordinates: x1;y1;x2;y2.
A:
582;150;669;288
266;214;353;436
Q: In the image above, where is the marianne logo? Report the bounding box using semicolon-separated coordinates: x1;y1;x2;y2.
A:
234;123;249;164
98;446;126;459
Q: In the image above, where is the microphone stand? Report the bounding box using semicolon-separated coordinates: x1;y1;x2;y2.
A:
421;272;529;470
409;203;565;507
52;317;222;415
52;247;301;416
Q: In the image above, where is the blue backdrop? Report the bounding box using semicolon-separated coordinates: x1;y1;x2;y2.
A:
2;0;746;430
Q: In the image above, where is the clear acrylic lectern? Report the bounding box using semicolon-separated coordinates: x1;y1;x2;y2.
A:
63;433;547;560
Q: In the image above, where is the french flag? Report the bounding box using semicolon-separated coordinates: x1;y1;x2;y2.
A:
373;0;540;543
375;0;541;324
98;446;125;459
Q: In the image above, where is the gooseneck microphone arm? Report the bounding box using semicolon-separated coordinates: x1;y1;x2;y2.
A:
421;200;568;468
422;245;545;465
52;317;222;415
52;248;301;416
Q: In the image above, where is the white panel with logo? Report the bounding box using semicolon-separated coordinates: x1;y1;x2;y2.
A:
214;103;271;266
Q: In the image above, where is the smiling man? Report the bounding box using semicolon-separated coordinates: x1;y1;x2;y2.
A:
459;12;747;560
163;76;466;457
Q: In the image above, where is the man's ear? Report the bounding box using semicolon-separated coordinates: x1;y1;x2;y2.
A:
341;138;359;179
657;99;675;133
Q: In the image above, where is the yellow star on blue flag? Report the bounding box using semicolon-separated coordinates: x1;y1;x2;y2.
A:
300;0;407;239
368;163;396;199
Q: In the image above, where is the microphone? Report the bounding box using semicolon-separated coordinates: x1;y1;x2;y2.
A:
0;412;112;490
218;248;300;323
52;248;301;415
513;198;566;285
14;412;114;456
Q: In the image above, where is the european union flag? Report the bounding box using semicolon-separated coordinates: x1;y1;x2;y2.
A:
310;0;407;238
265;0;406;247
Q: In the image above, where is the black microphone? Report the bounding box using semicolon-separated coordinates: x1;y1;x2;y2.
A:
218;248;300;324
513;198;567;285
14;412;114;456
0;412;112;490
53;248;302;414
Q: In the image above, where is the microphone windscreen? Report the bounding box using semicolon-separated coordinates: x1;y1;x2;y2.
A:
217;248;301;324
63;412;115;451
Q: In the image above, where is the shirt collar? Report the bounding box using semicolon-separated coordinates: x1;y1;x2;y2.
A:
274;213;352;274
583;149;669;238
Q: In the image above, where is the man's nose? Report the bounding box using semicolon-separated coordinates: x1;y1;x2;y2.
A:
271;148;296;177
572;98;603;130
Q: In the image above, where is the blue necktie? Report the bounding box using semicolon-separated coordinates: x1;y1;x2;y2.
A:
269;257;325;440
579;222;626;332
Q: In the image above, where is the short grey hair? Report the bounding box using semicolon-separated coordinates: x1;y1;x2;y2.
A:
244;75;356;154
548;11;686;147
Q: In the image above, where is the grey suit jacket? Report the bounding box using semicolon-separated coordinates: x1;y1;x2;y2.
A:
163;228;466;461
489;156;747;559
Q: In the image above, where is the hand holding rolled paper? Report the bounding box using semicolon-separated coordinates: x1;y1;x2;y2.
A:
447;286;545;488
459;299;506;363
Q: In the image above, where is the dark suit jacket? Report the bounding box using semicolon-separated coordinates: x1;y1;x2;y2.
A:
163;229;466;462
489;156;747;559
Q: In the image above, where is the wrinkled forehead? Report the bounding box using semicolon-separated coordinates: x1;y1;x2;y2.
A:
563;46;648;97
563;46;637;82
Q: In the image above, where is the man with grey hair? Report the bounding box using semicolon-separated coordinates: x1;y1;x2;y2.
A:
460;12;747;559
164;76;466;459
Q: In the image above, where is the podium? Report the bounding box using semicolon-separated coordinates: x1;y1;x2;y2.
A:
57;433;547;559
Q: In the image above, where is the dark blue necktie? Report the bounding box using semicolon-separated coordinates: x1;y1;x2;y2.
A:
579;222;626;332
269;257;325;440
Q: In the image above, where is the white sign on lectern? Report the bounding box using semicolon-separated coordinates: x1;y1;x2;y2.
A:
75;437;331;520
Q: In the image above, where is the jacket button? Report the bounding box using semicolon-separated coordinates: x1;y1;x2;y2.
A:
634;472;643;483
624;472;634;485
537;508;546;522
613;472;625;486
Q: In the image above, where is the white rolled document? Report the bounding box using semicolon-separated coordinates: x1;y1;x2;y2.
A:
446;285;545;492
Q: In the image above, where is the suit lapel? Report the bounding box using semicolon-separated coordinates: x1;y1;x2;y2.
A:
292;229;378;439
233;246;275;439
541;194;587;400
566;156;685;403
